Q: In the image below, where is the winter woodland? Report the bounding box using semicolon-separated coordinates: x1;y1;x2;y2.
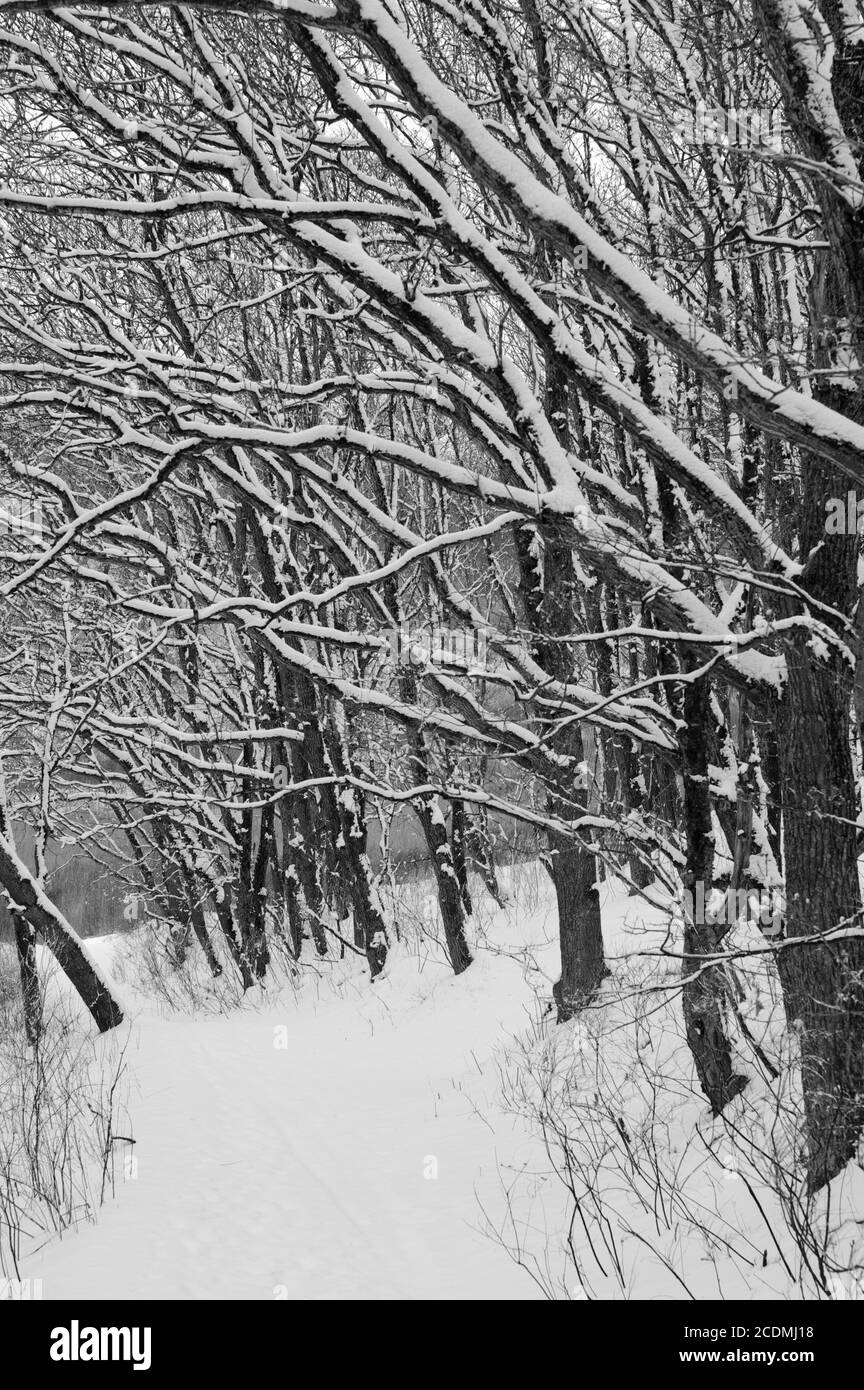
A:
0;0;864;1302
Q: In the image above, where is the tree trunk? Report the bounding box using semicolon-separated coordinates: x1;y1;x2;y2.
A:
414;791;473;974
14;915;41;1045
680;666;747;1114
777;634;864;1188
190;902;223;978
398;669;473;974
753;0;864;1192
466;806;508;907
0;835;123;1033
776;448;864;1186
450;797;473;917
214;887;254;990
516;517;605;1021
550;838;606;1022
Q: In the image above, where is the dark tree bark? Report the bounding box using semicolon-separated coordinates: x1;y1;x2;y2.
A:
14;914;41;1045
466;805;508;908
775;441;864;1188
680;663;747;1115
0;835;123;1033
413;787;473;974
759;719;784;877
450;796;473;918
396;669;473;975
211;885;254;990
323;717;390;978
549;838;606;1021
189;902;223;978
748;0;864;1184
516;516;605;1021
249;507;381;970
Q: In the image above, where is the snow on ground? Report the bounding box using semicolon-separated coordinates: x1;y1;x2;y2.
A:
9;864;864;1301
19;884;555;1300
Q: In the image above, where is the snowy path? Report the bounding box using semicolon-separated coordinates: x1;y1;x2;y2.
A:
25;950;538;1300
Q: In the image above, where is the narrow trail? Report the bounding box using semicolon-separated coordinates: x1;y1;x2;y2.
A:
25;949;538;1300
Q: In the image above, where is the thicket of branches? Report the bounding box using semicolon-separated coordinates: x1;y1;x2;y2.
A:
0;0;862;1199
